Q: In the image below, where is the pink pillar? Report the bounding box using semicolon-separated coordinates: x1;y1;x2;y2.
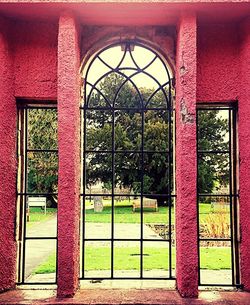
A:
57;11;81;298
0;18;17;292
175;12;198;298
239;17;250;292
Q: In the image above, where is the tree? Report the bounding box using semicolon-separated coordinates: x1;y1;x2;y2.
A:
197;110;229;194
86;73;171;204
27;108;58;207
86;73;229;204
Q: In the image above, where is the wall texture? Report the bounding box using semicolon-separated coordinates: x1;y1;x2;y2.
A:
197;24;239;102
239;17;250;292
0;17;17;292
11;20;58;100
175;13;198;298
57;11;81;298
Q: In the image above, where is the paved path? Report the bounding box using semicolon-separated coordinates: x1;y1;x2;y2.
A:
25;217;164;282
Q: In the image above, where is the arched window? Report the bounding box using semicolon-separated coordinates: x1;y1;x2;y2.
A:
80;42;175;281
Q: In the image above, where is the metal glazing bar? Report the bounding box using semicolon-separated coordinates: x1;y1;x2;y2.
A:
27;149;58;153
80;277;175;280
81;107;169;111
232;107;240;285
82;107;87;278
111;108;115;278
25;237;57;240
80;193;176;197
17;192;58;196
140;110;144;278
84;238;170;242
22;108;28;284
85;150;170;154
168;109;172;278
198;238;231;241
198;150;230;154
228;108;235;286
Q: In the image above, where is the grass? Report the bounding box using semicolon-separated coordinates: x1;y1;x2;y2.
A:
33;246;231;275
27;207;57;228
27;201;224;226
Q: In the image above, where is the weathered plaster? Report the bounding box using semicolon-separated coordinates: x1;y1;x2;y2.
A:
175;12;198;298
57;11;81;298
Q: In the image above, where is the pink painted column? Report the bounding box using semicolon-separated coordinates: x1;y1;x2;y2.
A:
0;18;17;292
57;11;81;298
175;12;198;298
239;17;250;292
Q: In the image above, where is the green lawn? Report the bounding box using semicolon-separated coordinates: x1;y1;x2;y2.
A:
27;207;57;228
27;201;225;226
33;246;231;275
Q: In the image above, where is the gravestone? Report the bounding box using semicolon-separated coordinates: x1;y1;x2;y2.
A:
93;196;103;212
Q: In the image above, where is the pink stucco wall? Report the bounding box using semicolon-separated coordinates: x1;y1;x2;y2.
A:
239;17;250;292
0;6;249;298
11;20;58;100
197;24;239;102
175;13;198;298
57;11;81;298
0;17;17;292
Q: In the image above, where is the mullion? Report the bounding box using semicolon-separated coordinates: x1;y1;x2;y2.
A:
228;109;235;285
81;193;176;197
111;109;115;278
232;108;240;285
140;110;144;278
168;109;172;278
22;108;28;284
82;107;87;279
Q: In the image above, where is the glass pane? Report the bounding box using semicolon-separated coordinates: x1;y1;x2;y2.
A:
146;90;169;109
144;111;169;151
27;152;58;193
199;196;231;239
26;195;57;238
84;196;111;239
114;196;140;239
85;153;112;195
25;239;56;283
115;80;142;109
197;109;229;152
115;153;141;195
199;241;232;285
115;111;142;150
85;110;112;151
143;153;169;195
87;88;111;108
143;241;170;278
28;108;57;150
198;153;230;194
143;196;172;240
114;241;140;278
84;241;111;278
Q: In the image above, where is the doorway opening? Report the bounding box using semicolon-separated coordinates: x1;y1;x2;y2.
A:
80;42;175;285
16;101;58;285
197;104;240;287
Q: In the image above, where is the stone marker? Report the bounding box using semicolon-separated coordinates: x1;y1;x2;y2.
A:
93;196;103;212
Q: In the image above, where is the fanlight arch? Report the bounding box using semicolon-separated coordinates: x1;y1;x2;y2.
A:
82;42;173;110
